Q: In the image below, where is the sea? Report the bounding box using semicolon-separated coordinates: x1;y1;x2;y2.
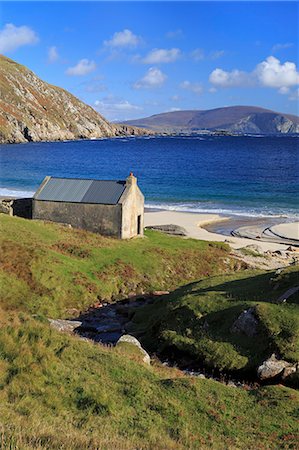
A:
0;135;298;221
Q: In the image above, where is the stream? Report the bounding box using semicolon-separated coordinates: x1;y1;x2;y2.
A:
63;294;259;390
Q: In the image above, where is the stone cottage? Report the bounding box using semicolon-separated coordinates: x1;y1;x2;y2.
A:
32;173;144;238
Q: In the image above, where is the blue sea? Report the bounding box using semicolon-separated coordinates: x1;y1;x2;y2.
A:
0;135;298;218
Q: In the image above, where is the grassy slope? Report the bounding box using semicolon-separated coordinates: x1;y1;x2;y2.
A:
0;313;298;449
0;215;298;448
130;268;299;376
0;214;232;318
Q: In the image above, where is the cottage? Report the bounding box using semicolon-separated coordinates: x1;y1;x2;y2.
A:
32;173;144;239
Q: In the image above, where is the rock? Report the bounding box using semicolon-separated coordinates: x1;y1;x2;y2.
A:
48;319;82;333
257;353;298;381
287;246;299;252
152;290;170;296
230;307;259;337
116;334;150;365
0;55;153;144
243;244;264;254
146;224;187;236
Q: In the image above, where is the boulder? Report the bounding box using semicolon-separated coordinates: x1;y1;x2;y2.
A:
48;319;82;333
230;307;259;337
243;244;264;254
257;353;298;381
146;224;187;236
116;334;150;365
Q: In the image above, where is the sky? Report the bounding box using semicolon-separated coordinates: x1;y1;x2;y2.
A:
0;1;298;121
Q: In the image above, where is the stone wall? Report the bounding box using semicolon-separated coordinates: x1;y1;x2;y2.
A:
120;175;144;239
32;200;122;237
0;197;32;218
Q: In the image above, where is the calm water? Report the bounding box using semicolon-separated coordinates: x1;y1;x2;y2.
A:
0;135;298;218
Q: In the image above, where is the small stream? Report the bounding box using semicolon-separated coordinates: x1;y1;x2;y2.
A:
71;295;259;390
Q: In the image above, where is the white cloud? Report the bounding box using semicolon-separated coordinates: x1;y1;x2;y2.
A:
142;48;181;64
104;29;141;48
210;50;225;60
278;86;290;95
209;68;251;87
255;56;299;89
169;107;181;112
191;48;205;61
0;23;38;53
272;42;293;53
134;67;167;89
180;80;203;94
48;46;58;63
94;96;142;120
209;56;299;93
171;95;180;101
95;98;141;111
66;59;96;76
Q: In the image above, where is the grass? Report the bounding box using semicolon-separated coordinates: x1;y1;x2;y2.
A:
130;267;299;377
0;311;298;449
0;214;298;448
0;214;233;318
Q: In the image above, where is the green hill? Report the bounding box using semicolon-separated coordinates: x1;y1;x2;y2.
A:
0;214;298;449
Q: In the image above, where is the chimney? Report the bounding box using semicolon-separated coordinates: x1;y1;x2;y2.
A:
126;172;137;186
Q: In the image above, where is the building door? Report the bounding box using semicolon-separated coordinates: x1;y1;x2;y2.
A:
137;215;141;235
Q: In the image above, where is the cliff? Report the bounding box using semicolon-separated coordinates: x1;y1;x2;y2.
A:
0;55;151;144
123;106;299;134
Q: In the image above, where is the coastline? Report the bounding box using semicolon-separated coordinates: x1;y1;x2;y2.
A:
144;210;299;251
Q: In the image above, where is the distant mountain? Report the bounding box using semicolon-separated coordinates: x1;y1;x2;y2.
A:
0;55;151;144
122;106;299;134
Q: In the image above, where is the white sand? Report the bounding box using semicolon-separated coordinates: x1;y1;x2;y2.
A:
144;211;292;251
270;222;299;241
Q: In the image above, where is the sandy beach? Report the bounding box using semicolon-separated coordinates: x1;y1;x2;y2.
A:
144;210;299;252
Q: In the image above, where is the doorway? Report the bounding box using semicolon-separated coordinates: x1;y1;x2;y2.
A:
137;215;141;235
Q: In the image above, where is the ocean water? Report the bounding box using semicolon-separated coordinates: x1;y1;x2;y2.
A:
0;135;298;218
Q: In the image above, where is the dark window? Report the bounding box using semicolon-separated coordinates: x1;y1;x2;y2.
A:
137;215;141;235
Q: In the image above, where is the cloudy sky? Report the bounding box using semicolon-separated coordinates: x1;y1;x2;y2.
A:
1;1;298;121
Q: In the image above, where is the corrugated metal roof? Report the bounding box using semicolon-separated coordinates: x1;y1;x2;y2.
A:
34;177;126;204
82;180;126;204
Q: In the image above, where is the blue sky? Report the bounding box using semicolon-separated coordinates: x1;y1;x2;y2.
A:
1;1;298;120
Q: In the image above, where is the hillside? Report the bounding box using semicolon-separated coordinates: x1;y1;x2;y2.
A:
0;214;298;448
0;55;150;144
122;106;299;134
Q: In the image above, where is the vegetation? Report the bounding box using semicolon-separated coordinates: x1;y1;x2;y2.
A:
0;214;232;318
0;312;298;449
0;214;298;448
130;267;299;376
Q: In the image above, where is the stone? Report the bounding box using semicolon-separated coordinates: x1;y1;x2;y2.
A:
146;224;187;236
257;353;298;381
48;319;82;333
152;290;170;296
230;307;259;337
116;334;150;365
243;244;264;254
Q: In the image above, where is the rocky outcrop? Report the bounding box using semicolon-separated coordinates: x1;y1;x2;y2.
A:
0;55;152;144
257;353;298;381
116;334;151;365
146;224;187;236
231;307;259;337
48;318;82;333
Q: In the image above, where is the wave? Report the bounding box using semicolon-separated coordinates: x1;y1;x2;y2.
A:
0;187;35;198
145;201;299;219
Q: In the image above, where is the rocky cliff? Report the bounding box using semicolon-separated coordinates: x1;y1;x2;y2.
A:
0;55;151;144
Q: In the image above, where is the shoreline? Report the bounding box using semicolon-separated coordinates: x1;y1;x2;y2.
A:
144;210;299;251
